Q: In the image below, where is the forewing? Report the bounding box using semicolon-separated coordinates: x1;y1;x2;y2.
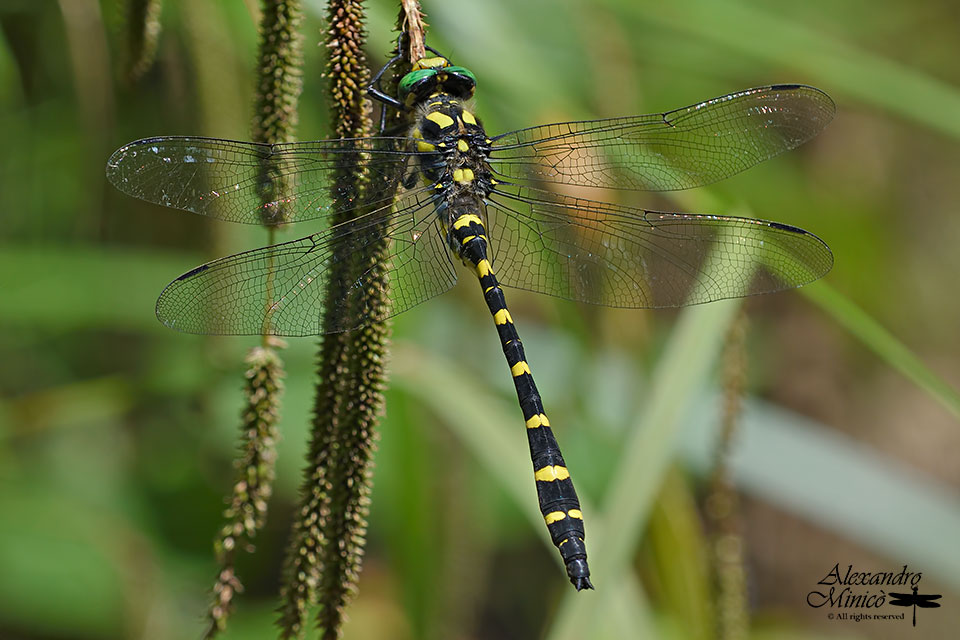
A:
488;85;835;191
106;135;417;225
156;188;457;335
484;185;832;308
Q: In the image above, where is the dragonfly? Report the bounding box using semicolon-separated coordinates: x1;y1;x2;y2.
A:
889;586;942;627
106;51;835;590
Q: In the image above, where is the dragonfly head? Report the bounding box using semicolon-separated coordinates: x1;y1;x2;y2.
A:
399;56;476;107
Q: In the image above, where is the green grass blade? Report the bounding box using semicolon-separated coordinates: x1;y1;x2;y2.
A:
548;297;742;640
804;282;960;420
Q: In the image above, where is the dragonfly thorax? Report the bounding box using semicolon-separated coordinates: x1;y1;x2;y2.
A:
411;94;494;198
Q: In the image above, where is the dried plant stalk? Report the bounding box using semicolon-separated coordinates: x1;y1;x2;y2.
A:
277;2;427;638
123;0;162;82
706;310;750;640
207;347;284;638
274;2;430;636
206;1;303;636
280;1;377;638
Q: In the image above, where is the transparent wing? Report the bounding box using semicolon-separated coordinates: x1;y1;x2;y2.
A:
156;188;457;336
484;185;832;308
487;85;835;192
106;135;420;225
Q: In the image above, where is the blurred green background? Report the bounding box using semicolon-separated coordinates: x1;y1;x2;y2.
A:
2;0;959;639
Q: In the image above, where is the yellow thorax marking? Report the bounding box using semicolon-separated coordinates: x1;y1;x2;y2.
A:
426;111;455;129
413;56;449;71
525;413;550;429
534;465;570;482
493;309;513;325
511;361;531;377
461;110;477;125
454;167;474;183
417;140;435;152
544;511;567;524
457;139;469;152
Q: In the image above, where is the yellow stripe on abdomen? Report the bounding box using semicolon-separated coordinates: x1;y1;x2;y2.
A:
510;361;531;377
453;214;482;230
525;413;550;429
475;259;492;278
535;465;571;482
544;511;567;525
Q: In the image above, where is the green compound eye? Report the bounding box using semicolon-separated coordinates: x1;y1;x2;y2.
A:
398;68;438;100
444;66;476;85
439;65;476;99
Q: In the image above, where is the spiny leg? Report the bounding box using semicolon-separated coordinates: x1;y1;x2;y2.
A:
450;211;593;590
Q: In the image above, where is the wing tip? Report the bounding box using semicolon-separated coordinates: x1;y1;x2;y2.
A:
768;83;837;120
175;263;210;281
768;220;807;235
105;136;177;190
767;219;834;281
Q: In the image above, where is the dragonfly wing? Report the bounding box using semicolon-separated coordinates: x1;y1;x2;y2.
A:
106;135;418;225
156;188;456;335
487;85;835;192
915;595;943;607
484;185;832;308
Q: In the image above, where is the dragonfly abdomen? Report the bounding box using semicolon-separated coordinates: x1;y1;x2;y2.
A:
449;210;593;591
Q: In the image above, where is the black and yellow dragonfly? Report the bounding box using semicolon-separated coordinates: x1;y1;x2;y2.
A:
106;53;834;591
